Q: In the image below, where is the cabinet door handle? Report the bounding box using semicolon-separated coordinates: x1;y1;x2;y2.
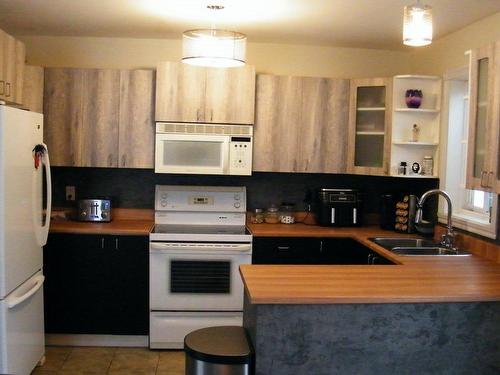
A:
488;172;494;188
101;238;105;249
480;171;487;187
121;154;126;167
108;154;113;166
5;82;11;97
319;240;323;253
277;246;290;252
0;81;4;95
367;253;374;264
115;238;119;250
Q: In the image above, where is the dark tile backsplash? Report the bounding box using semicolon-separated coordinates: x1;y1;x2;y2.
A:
51;167;439;217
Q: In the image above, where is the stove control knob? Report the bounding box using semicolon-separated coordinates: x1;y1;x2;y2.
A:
101;212;108;219
161;193;168;199
234;194;241;201
234;202;241;208
160;200;167;207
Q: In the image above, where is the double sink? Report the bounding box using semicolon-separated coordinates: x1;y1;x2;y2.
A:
370;237;471;256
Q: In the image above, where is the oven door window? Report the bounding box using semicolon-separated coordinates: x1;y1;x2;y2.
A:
170;260;231;294
155;134;229;174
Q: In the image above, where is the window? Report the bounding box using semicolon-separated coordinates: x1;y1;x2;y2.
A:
440;68;497;239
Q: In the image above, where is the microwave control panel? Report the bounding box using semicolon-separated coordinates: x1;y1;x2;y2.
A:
229;137;252;176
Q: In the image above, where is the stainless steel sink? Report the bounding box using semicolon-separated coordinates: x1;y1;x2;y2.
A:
369;237;471;256
370;237;437;250
391;247;471;256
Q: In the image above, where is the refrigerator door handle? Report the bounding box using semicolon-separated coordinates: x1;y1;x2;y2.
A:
40;144;52;246
7;275;45;309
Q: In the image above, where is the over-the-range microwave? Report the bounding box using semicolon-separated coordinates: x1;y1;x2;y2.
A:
155;122;253;175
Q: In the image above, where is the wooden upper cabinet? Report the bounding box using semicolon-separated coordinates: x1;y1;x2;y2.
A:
14;39;25;104
204;66;255;124
299;77;349;173
118;69;155;168
466;43;498;192
254;75;302;172
347;78;392;176
22;65;44;113
0;29;25;105
155;61;255;124
155;62;206;122
44;67;155;168
494;41;500;194
80;69;120;167
253;74;349;173
44;68;85;166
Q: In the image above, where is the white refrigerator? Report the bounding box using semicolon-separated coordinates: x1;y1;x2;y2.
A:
0;106;51;375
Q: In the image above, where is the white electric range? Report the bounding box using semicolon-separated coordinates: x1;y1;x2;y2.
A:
149;185;252;349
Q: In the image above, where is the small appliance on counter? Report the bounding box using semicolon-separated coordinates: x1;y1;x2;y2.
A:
315;189;362;227
77;199;112;222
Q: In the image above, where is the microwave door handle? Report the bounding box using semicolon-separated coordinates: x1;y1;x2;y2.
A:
222;138;230;174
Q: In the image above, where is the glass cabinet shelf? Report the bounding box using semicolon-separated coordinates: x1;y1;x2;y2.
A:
357;107;386;111
356;131;385;135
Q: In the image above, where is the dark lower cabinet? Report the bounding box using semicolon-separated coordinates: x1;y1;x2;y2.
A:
252;237;321;264
320;238;394;265
252;237;394;265
43;234;148;335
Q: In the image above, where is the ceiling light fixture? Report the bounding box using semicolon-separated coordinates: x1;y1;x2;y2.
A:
403;1;433;47
182;5;247;68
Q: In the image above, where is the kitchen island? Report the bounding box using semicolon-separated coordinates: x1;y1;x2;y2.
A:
241;224;500;375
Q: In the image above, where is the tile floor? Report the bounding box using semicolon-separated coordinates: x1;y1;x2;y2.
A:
31;346;185;375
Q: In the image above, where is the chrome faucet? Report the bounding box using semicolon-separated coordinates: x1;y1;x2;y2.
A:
415;189;456;251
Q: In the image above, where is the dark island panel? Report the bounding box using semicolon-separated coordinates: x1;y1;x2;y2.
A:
244;297;500;375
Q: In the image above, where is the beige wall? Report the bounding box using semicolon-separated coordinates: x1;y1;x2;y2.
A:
20;35;412;78
410;12;500;75
18;11;500;78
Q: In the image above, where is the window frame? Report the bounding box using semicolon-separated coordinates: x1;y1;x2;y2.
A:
439;65;497;239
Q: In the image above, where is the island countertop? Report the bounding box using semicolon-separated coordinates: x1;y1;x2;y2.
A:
240;223;500;304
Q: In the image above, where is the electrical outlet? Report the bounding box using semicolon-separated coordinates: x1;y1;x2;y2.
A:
66;186;75;201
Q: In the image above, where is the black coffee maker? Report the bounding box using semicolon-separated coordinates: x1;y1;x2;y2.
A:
316;189;362;227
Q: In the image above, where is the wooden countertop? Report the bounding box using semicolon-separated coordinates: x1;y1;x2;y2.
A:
241;223;500;304
50;208;154;236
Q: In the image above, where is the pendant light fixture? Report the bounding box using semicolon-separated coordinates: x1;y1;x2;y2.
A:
403;1;433;47
182;5;247;68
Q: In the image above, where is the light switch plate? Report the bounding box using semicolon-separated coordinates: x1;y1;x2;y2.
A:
65;186;75;201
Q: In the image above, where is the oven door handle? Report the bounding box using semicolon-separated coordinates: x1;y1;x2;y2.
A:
150;243;252;253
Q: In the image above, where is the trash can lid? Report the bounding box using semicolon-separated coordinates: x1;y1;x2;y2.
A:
184;326;253;365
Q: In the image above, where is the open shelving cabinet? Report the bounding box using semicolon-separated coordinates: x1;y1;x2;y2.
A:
390;75;442;178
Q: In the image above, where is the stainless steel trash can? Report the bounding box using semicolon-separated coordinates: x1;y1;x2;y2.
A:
184;326;253;375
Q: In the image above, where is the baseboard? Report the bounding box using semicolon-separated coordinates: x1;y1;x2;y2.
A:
45;334;149;347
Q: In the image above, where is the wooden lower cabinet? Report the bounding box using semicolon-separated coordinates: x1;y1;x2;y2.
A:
43;234;149;335
252;237;393;265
